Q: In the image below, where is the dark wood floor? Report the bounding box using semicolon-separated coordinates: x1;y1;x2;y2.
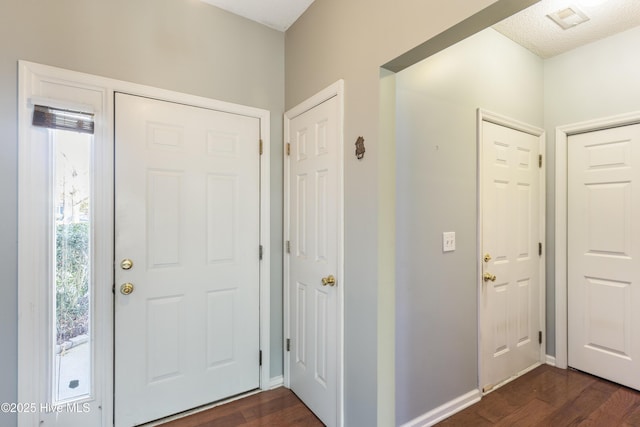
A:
159;365;640;426
437;364;640;426
158;387;324;427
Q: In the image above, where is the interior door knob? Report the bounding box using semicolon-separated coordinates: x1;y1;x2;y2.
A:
120;283;135;295
483;273;497;282
322;275;336;287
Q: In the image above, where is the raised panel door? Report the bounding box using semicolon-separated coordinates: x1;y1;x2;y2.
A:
288;96;339;426
114;93;261;426
568;123;640;390
481;120;541;391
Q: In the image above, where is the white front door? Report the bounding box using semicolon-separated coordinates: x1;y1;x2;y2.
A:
114;93;261;426
568;123;640;390
480;118;543;392
286;93;341;427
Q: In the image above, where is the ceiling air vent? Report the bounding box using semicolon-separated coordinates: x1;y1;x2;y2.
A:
547;5;590;30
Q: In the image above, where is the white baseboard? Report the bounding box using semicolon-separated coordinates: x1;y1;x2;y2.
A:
269;375;284;389
545;355;556;367
399;389;481;427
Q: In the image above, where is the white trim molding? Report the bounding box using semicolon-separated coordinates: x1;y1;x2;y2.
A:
18;60;271;427
268;376;284;390
554;110;640;371
399;390;482;427
18;61;112;427
546;355;557;367
283;80;345;427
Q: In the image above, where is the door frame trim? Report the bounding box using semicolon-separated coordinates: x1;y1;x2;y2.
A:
17;61;271;427
18;61;113;427
554;110;640;370
283;80;345;427
477;108;546;392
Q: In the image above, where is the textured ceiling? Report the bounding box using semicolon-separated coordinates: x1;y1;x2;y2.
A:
200;0;315;32
493;0;640;58
201;0;640;54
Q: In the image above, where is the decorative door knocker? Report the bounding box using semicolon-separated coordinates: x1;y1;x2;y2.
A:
355;136;365;160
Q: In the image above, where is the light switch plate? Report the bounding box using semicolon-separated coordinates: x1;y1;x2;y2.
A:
443;232;456;252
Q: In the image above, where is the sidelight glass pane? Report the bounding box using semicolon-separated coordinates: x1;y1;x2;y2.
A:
53;130;92;403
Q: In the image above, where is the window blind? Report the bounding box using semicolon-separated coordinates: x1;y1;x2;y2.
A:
32;105;95;134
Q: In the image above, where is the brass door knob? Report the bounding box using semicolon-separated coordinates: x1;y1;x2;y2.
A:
322;275;336;287
120;283;135;295
483;273;497;282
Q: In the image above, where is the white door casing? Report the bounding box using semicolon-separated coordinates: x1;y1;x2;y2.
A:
567;123;640;390
18;62;111;427
478;110;545;392
114;93;262;426
284;81;344;427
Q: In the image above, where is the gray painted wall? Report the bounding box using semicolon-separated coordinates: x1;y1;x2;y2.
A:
395;28;543;425
284;1;536;424
0;1;283;426
393;21;640;424
544;25;640;125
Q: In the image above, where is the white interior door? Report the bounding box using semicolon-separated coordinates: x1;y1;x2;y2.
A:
568;123;640;390
286;94;340;426
481;119;542;392
114;93;261;426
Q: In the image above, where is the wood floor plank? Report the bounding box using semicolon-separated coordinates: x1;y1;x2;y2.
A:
539;370;595;409
241;404;324;427
160;408;247;427
242;392;311;421
159;366;640;427
158;388;322;427
493;366;563;408
541;378;617;425
622;404;640;427
436;410;494;426
474;391;523;423
437;366;640;427
493;398;554;427
580;388;640;426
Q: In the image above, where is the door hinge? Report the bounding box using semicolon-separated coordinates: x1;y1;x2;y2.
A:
286;240;290;254
112;283;115;294
259;139;263;155
286;338;290;352
538;242;542;256
259;350;262;366
286;142;290;156
259;245;263;260
538;331;543;345
539;154;542;168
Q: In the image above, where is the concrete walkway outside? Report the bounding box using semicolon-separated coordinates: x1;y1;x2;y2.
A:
55;340;90;401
